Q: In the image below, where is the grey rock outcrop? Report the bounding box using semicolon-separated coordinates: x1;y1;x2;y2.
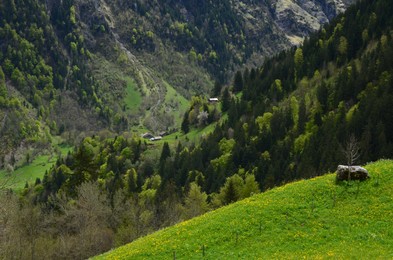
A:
273;0;357;45
336;165;370;181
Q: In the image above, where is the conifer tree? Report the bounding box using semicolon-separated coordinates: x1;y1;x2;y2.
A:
233;70;244;92
212;81;222;97
181;111;190;134
221;87;230;112
0;66;7;98
294;47;304;81
160;142;171;164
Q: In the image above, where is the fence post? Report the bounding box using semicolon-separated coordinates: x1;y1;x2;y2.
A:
259;222;262;234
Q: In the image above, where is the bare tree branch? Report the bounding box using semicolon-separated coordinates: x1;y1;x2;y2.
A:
341;134;361;181
343;134;360;166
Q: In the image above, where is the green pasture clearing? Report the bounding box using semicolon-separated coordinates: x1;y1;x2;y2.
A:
162;81;189;127
124;77;142;114
0;144;72;191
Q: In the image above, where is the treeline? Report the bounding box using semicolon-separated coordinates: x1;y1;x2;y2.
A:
0;134;260;259
37;135;260;211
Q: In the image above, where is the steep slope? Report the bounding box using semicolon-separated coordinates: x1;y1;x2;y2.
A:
66;0;357;131
97;160;393;259
0;0;101;168
74;0;356;85
0;0;356;168
157;0;393;195
274;0;352;44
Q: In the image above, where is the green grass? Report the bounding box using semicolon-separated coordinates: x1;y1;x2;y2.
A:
0;145;72;191
145;121;218;149
96;160;393;259
144;112;227;155
124;77;142;114
162;81;189;127
185;123;216;142
158;109;227;145
179;112;227;144
0;155;55;190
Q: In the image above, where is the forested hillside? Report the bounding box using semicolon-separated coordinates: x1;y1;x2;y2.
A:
177;0;393;192
222;0;393;184
0;0;354;170
0;0;108;170
1;0;391;258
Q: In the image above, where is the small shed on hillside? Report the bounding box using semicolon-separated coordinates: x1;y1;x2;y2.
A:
209;98;219;103
142;132;154;139
150;136;163;141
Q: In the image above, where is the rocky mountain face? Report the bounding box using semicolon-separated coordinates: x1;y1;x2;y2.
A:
61;0;357;92
273;0;353;44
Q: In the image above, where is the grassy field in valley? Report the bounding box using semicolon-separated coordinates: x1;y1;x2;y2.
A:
0;144;72;191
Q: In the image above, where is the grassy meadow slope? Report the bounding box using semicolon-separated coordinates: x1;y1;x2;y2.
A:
97;160;393;259
0;144;72;190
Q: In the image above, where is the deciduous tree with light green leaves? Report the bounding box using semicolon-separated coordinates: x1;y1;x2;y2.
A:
183;182;209;220
294;47;303;81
